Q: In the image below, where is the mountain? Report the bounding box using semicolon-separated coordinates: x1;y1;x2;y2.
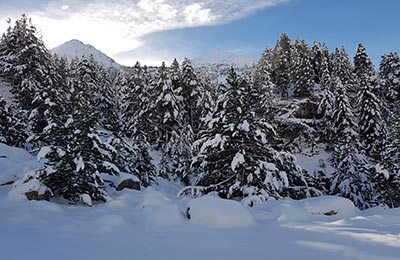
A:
192;49;256;83
192;49;256;68
51;39;121;68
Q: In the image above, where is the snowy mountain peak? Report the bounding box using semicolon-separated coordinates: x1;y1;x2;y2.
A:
51;39;121;68
192;49;256;68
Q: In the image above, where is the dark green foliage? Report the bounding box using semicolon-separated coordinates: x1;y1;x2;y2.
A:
292;40;315;97
0;95;27;146
272;33;292;99
330;79;373;209
37;57;119;203
185;68;314;204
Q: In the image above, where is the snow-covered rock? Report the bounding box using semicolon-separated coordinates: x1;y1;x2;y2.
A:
187;196;256;228
51;39;121;68
253;196;358;222
0;143;39;185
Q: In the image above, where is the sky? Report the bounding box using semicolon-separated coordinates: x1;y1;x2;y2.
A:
0;0;399;66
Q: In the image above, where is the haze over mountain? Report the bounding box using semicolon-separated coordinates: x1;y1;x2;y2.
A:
192;49;256;68
52;40;255;70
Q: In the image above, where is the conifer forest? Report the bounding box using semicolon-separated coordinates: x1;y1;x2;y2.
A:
1;15;400;210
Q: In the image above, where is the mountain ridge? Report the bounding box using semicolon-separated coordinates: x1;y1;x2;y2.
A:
51;39;122;68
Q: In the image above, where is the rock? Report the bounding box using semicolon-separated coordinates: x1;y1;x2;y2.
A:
323;210;338;216
116;179;141;191
0;180;15;186
25;190;51;201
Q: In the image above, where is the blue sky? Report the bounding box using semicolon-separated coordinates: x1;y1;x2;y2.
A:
0;0;398;66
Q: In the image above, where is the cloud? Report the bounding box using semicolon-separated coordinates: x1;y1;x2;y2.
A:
0;0;288;65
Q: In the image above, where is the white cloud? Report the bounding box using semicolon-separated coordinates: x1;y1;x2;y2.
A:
184;3;212;25
0;0;288;65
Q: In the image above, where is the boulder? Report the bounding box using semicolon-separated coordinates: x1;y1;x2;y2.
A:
25;190;51;201
116;179;141;191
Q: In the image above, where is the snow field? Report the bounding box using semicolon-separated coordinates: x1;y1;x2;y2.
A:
0;143;400;260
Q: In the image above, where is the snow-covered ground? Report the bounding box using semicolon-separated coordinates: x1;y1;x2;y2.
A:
0;144;400;260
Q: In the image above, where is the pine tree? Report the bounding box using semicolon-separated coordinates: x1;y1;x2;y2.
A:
182;68;313;204
371;146;400;208
35;57;119;204
181;58;209;135
379;52;400;102
354;44;376;80
330;78;373;209
272;33;292;99
331;47;356;97
0;95;27;146
379;53;400;143
357;74;386;159
253;47;276;116
311;42;330;84
96;65;120;133
318;78;335;145
0;15;63;147
292;39;315;97
123;62;144;137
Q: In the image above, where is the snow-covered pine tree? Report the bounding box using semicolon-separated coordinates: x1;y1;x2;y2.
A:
150;61;188;179
371;146;400;208
113;71;129;134
272;33;292;99
330;77;373;209
182;67;313;205
379;52;400;140
122;61;144;137
95;64;121;133
181;58;209;135
354;44;376;80
132;135;157;187
319;54;331;89
253;47;276;116
357;72;386;159
352;44;386;159
317;77;335;145
0;15;63;147
0;95;27;146
379;52;400;102
331;47;356;97
292;39;315;97
311;42;330;84
35;57;119;204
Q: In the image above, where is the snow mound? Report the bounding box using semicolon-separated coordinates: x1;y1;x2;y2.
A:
146;204;185;226
7;176;50;201
299;196;358;217
138;189;185;226
253;196;358;222
187;196;256;228
139;189;172;208
0;143;39;185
